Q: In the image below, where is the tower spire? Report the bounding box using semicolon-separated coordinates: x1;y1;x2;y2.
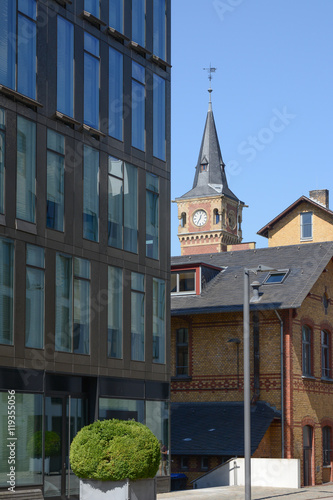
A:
203;65;217;108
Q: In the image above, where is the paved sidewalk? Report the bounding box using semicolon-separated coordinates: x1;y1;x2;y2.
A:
158;483;333;500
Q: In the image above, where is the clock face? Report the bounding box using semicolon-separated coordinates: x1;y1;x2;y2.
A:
193;209;208;227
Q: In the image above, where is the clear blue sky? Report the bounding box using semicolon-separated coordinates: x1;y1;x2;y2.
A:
170;0;333;256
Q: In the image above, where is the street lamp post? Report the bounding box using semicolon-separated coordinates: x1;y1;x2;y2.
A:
243;265;277;500
243;269;251;500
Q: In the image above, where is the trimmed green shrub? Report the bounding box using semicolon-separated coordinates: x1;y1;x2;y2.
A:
28;431;61;458
69;419;160;482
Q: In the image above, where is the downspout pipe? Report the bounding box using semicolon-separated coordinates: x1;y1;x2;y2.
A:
274;310;284;458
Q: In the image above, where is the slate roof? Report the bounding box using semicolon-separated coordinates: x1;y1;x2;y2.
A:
171;241;333;315
176;103;241;203
257;195;333;238
171;401;280;456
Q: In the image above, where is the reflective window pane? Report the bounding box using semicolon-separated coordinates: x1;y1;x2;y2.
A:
153;0;166;60
108;266;122;358
109;0;123;32
153;74;165;160
55;254;73;352
84;0;100;17
17;15;36;99
57;17;74;117
153;278;165;364
109;47;123;141
47;131;65;233
132;0;145;46
0;0;16;89
16;116;36;223
83;146;99;242
0;237;14;345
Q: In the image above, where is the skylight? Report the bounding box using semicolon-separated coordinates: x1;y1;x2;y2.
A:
264;270;289;284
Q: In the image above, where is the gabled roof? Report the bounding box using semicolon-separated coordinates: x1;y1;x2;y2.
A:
171;401;280;456
176;103;241;203
171;242;333;315
257;195;333;238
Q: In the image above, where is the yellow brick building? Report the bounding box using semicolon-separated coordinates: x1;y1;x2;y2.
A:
257;190;333;246
170;242;333;487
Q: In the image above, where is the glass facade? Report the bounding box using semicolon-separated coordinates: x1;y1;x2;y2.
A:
25;245;45;349
108;266;123;359
109;47;123;141
131;272;145;361
84;33;100;130
153;278;165;364
16;116;36;223
146;173;159;259
0;1;36;99
83;146;99;242
55;255;90;354
47;130;65;232
132;62;145;151
0;237;14;345
57;16;74;118
153;74;166;160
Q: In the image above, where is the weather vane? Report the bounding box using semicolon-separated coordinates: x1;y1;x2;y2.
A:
203;65;217;102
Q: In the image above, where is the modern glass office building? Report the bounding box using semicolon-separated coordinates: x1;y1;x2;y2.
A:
0;0;171;497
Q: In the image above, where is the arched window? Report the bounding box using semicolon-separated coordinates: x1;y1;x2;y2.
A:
213;209;219;224
302;325;312;376
180;212;186;227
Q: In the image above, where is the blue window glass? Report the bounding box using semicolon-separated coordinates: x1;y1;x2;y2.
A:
0;1;15;90
25;245;45;349
83;146;99;242
132;62;145;151
108;158;137;253
18;0;36;20
0;237;14;345
47;130;65;232
84;0;100;17
132;0;145;46
108;266;123;359
57;16;74;118
153;74;165;160
153;278;165;364
0;109;5;215
109;47;123;141
131;272;145;361
17;14;36;99
109;0;123;32
84;33;100;129
153;0;166;60
146;173;159;259
55;254;72;352
0;1;36;99
16;116;36;223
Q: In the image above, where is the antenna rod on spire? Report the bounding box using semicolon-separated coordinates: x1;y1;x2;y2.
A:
203;65;217;103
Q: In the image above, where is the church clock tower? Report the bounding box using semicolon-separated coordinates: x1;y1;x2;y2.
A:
175;77;245;256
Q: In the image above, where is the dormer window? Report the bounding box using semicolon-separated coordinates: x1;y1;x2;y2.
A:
200;163;208;172
300;212;313;240
171;270;196;294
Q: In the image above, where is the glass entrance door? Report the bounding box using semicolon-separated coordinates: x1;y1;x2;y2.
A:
44;397;87;499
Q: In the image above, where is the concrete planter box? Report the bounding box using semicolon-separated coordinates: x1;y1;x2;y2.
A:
80;478;156;500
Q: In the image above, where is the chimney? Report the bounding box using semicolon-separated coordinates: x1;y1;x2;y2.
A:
309;189;329;209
